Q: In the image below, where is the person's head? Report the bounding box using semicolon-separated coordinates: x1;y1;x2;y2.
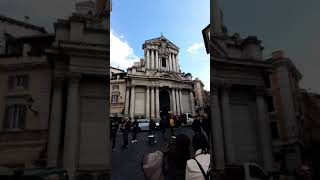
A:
192;133;210;154
167;134;191;161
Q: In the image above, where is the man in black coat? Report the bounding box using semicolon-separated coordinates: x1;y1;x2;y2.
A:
131;117;139;143
192;116;202;134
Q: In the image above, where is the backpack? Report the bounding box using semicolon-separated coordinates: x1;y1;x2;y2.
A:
193;158;211;180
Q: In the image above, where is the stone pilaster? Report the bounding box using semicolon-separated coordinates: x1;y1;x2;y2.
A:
175;88;180;115
190;89;195;115
173;54;176;72
151;49;154;69
146;49;150;69
63;73;81;179
155;86;160;119
172;88;177;115
47;76;64;167
211;85;225;170
255;87;273;171
221;84;235;164
124;86;130;115
130;85;135;118
155;50;159;70
145;85;150;118
151;86;155;118
169;53;172;72
179;89;183;114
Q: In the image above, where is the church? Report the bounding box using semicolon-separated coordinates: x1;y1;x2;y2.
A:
124;35;196;120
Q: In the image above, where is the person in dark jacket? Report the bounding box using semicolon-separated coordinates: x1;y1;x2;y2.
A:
160;115;167;139
192;117;202;135
111;117;119;151
162;134;191;180
149;119;156;135
201;114;210;139
131;117;139;143
122;117;131;149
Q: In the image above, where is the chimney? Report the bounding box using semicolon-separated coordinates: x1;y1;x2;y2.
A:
272;50;285;60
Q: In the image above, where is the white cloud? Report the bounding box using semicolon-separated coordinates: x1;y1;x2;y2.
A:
110;30;139;70
187;42;205;54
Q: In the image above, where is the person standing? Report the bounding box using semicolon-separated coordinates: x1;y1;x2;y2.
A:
169;113;176;138
201;114;210;140
192;117;202;135
131;117;139;143
111;117;119;151
122;117;131;149
185;133;211;180
160;115;167;139
149;119;157;144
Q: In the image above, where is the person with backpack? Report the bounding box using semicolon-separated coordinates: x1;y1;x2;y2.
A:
131;117;139;143
185;133;211;180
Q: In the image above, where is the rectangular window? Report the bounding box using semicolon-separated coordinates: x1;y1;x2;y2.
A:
111;95;118;103
8;75;29;90
4;104;27;129
112;85;119;90
162;58;166;67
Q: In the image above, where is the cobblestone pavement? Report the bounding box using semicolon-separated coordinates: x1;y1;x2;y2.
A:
111;126;195;180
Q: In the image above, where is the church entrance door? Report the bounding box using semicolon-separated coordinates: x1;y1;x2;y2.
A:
159;90;170;119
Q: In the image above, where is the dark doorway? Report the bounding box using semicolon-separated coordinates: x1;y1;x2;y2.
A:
159;90;170;118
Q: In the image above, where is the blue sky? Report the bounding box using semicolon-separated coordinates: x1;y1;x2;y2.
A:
219;0;320;93
110;0;210;90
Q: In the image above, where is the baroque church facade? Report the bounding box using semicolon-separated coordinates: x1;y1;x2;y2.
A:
124;35;195;120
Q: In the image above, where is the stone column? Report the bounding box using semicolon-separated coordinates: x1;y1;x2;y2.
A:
150;49;154;69
155;86;160;119
146;49;150;69
256;88;273;171
172;88;177;115
190;89;195;115
130;85;135;118
151;86;155;118
155;50;158;70
145;86;150;118
211;85;225;170
172;54;176;72
47;77;63;167
169;53;172;72
63;73;81;179
175;88;180;115
124;86;130;115
179;89;183;114
221;85;236;164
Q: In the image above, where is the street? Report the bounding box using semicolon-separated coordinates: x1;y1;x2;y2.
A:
111;126;195;180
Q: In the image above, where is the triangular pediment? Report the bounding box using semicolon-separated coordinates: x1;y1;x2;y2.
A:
144;35;179;50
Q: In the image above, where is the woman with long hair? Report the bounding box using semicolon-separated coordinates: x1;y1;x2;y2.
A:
185;133;210;180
